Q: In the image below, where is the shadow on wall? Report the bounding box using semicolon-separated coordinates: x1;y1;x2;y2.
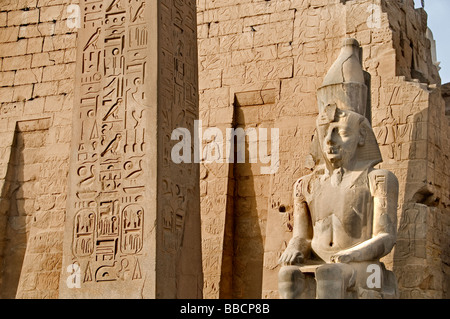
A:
232;162;263;299
220;102;270;299
0;128;39;298
0;119;58;299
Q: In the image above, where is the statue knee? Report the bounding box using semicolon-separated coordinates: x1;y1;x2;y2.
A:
316;264;344;281
316;264;354;299
278;266;304;299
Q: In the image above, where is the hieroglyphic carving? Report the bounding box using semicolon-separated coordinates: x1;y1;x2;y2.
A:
161;180;187;253
71;0;148;284
73;209;95;257
61;0;199;297
158;0;198;258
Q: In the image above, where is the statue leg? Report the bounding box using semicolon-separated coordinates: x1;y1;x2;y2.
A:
315;263;355;299
278;266;305;299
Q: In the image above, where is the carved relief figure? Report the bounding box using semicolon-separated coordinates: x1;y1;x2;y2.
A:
278;39;399;299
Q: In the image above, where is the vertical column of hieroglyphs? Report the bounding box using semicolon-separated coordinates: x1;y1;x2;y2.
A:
157;0;201;298
60;0;150;298
61;0;201;298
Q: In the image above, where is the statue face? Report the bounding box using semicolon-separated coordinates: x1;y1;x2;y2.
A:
317;108;365;169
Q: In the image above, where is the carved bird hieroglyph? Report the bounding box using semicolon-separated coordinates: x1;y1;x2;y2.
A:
132;1;145;22
84;27;101;51
101;133;122;157
106;0;121;12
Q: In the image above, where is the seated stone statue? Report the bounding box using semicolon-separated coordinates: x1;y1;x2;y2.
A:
278;39;399;299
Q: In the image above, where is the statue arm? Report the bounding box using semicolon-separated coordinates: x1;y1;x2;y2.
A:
279;177;313;265
331;169;399;263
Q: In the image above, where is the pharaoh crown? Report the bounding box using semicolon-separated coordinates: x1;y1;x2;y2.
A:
317;38;369;120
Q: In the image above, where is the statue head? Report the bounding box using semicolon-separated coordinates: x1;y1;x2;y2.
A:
316;105;368;170
309;38;382;171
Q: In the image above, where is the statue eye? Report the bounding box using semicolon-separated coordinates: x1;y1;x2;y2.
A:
339;129;349;136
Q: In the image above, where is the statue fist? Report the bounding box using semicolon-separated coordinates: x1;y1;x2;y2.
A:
278;248;304;266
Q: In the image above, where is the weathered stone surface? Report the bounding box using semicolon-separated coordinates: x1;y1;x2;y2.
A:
443;83;450;116
58;0;202;299
0;0;202;300
198;0;449;300
0;0;448;300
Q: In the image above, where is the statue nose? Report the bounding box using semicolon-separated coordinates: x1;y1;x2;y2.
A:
325;129;335;145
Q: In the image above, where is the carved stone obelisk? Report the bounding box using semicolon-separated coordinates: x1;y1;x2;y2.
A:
59;0;201;298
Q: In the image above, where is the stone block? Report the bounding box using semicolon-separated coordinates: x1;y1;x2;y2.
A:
39;5;66;23
0;0;38;11
219;32;253;53
0;71;15;87
197;23;208;39
27;37;44;54
0;87;14;103
2;55;32;71
63;48;76;63
24;97;46;115
42;63;75;82
0;26;19;42
16;117;52;132
199;68;222;90
33;81;59;97
43;95;64;112
7;9;40;26
56;79;74;95
0;39;27;57
0;12;7;27
14;68;43;86
42;34;76;51
255;20;293;47
198;37;220;56
200;87;230;109
209;106;233;125
222;65;245;86
13;85;34;102
209;19;243;37
243;14;270;28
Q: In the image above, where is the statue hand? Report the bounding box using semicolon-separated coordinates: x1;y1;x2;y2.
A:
330;250;360;263
278;248;304;266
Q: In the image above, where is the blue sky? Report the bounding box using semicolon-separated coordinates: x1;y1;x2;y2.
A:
414;0;450;83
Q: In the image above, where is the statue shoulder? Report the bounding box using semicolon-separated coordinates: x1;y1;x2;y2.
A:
368;169;399;196
293;173;314;200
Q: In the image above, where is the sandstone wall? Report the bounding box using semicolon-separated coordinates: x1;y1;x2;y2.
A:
0;0;203;299
197;0;450;299
0;0;78;298
0;0;448;299
374;0;450;299
443;83;450;116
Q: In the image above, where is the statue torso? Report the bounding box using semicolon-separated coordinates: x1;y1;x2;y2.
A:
298;167;374;262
